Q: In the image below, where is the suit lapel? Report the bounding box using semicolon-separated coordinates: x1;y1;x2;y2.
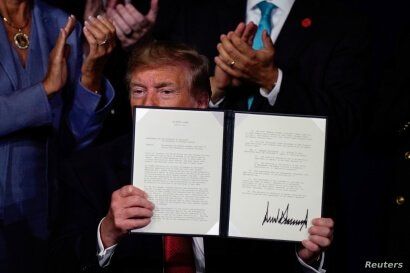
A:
0;22;19;89
274;0;317;71
32;0;59;77
0;1;60;91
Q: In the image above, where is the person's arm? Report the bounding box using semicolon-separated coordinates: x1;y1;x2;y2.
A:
0;15;77;137
96;218;118;267
210;22;257;105
63;15;116;149
296;251;325;273
0;83;52;137
217;17;370;145
258;68;283;106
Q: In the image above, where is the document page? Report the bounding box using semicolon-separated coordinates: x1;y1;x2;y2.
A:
229;114;326;241
131;108;224;235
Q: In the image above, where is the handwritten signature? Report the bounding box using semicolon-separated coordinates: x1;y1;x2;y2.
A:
261;202;308;231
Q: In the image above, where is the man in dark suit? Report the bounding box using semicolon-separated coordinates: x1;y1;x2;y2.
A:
154;2;369;271
79;0;367;144
106;0;370;188
49;41;334;273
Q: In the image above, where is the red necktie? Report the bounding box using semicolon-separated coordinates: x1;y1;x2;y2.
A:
163;236;196;273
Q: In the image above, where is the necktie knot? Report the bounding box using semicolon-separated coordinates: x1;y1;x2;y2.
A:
257;1;276;19
252;1;277;50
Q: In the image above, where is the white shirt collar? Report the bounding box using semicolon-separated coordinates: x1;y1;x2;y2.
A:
247;0;295;13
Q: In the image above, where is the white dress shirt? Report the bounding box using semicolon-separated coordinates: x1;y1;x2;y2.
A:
246;0;295;44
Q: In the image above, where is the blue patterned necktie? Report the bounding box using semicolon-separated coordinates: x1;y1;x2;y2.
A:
252;1;277;50
248;1;277;110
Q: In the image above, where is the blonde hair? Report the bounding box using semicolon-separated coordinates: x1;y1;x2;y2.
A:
126;40;211;100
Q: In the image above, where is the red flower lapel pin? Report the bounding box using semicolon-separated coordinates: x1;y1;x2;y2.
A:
301;18;312;28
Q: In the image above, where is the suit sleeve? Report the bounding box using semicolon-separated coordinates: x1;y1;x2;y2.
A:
0;82;52;137
223;14;371;146
62;23;115;150
0;22;114;147
49;159;107;273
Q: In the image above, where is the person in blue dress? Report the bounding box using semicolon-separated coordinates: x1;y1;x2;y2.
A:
0;0;116;272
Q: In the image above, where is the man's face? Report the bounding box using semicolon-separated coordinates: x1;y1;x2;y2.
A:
129;65;208;109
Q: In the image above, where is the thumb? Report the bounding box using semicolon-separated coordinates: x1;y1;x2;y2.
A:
262;30;274;50
53;28;68;61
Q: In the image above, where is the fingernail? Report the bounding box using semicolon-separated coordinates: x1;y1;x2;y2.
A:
88;16;95;21
97;15;103;20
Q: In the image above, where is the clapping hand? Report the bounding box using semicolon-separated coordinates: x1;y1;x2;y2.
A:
42;15;77;95
215;29;278;92
210;22;257;103
81;15;116;92
106;0;158;50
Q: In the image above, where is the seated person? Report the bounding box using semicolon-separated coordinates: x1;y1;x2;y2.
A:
49;41;334;273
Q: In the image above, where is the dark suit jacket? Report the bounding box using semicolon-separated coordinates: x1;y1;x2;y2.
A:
50;134;306;273
154;5;370;269
361;29;410;263
154;0;370;145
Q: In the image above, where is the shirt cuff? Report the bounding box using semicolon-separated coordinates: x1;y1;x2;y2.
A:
97;217;117;267
259;68;283;106
296;249;326;273
209;97;224;108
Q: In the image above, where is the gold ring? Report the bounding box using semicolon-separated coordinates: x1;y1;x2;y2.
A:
229;60;235;67
98;34;109;46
